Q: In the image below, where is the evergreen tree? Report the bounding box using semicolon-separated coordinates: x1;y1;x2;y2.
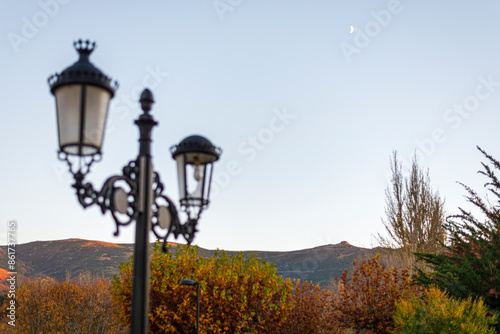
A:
415;147;500;328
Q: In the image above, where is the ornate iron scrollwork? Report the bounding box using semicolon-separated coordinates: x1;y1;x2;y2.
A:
60;157;140;237
151;171;200;251
60;153;198;250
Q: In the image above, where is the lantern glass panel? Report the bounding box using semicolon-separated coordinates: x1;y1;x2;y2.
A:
185;163;205;207
83;85;111;151
55;84;82;155
55;84;111;156
175;155;214;208
175;155;187;202
202;162;214;204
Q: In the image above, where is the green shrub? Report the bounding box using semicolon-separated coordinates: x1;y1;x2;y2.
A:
392;287;498;334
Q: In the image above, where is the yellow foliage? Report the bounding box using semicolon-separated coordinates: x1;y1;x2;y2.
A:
393;287;498;334
111;243;294;333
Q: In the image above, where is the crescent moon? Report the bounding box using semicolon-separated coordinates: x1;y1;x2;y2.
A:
349;26;355;34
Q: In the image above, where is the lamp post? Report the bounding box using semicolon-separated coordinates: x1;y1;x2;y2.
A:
180;279;200;334
48;40;221;334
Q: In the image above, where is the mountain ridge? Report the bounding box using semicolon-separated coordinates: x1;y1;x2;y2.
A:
0;238;383;287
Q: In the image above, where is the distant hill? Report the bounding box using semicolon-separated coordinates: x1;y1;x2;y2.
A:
0;239;383;289
242;241;382;286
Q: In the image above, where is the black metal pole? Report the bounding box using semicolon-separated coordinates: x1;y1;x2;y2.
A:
130;89;157;334
196;282;200;334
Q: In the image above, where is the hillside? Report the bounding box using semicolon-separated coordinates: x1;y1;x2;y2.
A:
249;241;380;285
197;241;380;286
0;239;382;288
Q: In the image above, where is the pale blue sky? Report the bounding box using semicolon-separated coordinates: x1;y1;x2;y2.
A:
2;0;500;251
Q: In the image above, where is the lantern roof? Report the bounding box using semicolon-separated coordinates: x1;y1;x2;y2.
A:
48;39;118;96
171;135;221;163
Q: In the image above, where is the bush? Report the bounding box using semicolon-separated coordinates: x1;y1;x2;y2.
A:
392;287;498;334
111;243;294;333
278;280;334;334
8;275;125;334
331;254;422;334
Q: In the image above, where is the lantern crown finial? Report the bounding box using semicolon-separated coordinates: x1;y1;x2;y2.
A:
74;39;96;59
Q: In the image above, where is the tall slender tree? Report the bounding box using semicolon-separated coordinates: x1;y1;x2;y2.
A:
377;151;446;271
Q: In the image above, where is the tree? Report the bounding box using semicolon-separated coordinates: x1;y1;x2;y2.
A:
330;254;422;334
414;147;500;329
393;287;497;334
111;243;294;333
377;151;446;272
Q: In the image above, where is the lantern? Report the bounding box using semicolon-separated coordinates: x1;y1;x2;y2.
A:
48;40;118;157
171;135;221;212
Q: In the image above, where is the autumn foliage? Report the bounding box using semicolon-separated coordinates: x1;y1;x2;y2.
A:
110;246;429;334
2;274;125;334
278;280;334;334
330;254;422;334
5;247;495;333
111;243;294;333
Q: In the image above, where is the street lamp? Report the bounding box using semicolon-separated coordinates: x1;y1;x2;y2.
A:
47;40;221;334
180;279;200;334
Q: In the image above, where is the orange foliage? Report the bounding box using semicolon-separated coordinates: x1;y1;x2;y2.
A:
0;268;11;292
279;280;335;334
0;318;15;334
331;254;422;334
4;274;126;334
